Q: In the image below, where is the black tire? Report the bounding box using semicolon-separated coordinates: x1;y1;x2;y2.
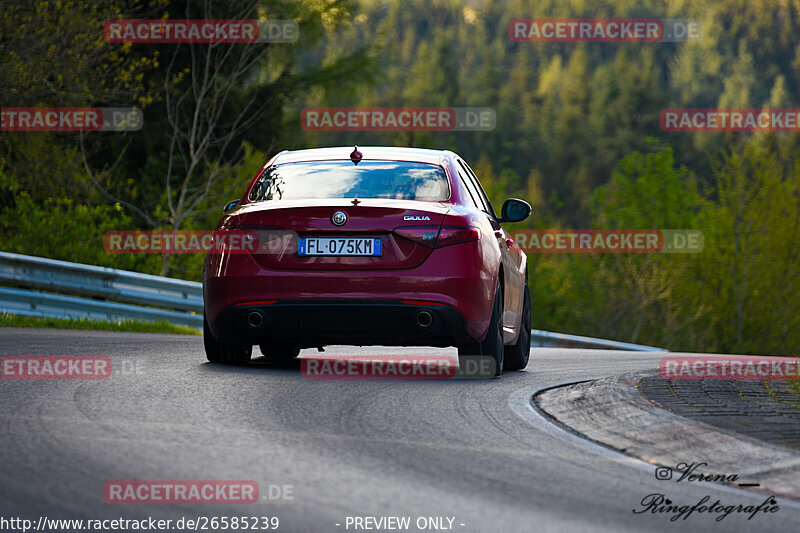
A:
204;315;252;364
457;279;504;377
259;344;301;359
504;284;531;371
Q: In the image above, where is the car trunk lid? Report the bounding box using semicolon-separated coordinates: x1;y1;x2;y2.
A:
225;199;449;270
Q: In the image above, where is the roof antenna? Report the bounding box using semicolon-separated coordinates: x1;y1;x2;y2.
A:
350;146;363;165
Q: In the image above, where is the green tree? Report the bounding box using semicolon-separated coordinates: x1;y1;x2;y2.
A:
697;138;800;354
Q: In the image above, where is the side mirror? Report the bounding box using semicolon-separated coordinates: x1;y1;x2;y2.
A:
499;198;531;223
223;199;240;213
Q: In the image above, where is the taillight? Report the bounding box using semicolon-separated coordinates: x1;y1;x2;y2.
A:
393;226;440;248
436;226;480;247
393;225;479;248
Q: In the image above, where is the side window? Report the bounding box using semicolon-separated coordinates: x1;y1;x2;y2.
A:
456;165;480;209
458;160;495;218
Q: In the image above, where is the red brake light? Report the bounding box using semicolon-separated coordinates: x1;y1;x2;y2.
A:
393;225;479;248
436;226;480;248
393;226;440;248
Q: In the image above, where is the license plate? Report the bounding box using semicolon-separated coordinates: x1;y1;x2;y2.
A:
298;237;382;256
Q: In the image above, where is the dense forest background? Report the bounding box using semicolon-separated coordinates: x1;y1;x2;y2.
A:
2;0;800;354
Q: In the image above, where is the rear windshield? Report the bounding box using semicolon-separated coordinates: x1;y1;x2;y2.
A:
248;161;450;202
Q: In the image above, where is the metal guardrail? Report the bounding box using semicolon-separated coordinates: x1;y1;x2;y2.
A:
0;251;668;350
0;251;202;328
531;329;667;352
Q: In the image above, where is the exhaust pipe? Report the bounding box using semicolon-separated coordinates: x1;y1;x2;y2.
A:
416;310;433;328
247;310;264;328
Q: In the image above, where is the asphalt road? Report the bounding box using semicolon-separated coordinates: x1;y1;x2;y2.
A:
0;328;797;532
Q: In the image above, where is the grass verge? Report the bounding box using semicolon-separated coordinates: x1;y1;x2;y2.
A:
0;313;200;335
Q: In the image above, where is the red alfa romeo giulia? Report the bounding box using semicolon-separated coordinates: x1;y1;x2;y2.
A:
203;146;531;375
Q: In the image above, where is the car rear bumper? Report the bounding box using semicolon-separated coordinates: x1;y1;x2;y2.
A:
210;299;472;347
203;241;498;344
